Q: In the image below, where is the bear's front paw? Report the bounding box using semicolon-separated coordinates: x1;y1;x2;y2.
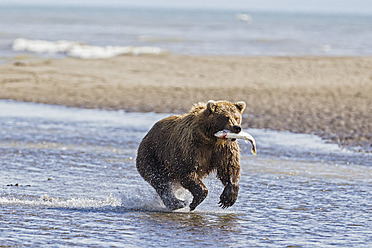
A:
218;184;239;209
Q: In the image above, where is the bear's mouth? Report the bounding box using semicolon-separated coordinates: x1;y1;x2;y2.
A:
214;130;237;142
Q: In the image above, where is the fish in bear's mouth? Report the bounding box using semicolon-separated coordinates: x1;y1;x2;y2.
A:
214;129;257;156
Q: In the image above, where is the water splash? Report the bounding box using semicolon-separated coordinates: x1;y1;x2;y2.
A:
0;194;121;209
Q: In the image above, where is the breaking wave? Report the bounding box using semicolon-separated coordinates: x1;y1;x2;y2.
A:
12;38;168;59
0;191;168;213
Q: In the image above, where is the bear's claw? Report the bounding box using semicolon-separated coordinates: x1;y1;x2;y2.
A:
218;184;238;209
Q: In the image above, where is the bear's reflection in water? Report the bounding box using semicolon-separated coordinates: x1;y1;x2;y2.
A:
137;211;243;245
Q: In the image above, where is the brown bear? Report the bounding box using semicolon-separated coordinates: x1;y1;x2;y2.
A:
136;100;246;211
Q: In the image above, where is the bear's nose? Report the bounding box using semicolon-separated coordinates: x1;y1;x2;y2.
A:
232;125;241;133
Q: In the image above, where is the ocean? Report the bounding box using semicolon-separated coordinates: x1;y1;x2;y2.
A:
1;4;372;61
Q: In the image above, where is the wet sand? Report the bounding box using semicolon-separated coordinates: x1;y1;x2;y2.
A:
0;55;371;152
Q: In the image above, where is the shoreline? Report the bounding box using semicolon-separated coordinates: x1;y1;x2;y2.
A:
0;55;371;152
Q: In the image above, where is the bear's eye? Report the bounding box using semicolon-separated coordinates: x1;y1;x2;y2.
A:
232;114;240;122
225;116;230;122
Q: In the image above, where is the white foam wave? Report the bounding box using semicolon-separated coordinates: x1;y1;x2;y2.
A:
0;191;187;213
0;194;121;209
12;38;167;59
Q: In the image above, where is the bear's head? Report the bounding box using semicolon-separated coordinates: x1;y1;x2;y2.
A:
198;100;246;138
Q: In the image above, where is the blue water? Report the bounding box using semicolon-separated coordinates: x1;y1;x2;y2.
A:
1;101;371;247
1;4;372;61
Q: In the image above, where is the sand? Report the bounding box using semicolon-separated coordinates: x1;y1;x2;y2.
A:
0;55;371;152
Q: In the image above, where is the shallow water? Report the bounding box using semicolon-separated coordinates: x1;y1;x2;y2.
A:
1;101;371;247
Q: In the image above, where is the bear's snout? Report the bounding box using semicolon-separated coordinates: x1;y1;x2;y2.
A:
232;125;241;133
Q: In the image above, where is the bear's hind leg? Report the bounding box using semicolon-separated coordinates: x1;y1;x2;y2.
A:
153;182;187;210
180;174;208;211
137;158;186;210
148;173;186;210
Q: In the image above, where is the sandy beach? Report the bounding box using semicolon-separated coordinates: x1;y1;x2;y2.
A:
0;55;371;152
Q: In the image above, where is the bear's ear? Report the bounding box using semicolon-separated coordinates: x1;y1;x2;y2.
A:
235;101;246;113
206;100;217;113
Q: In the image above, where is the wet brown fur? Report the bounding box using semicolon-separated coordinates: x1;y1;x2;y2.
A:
136;100;246;211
